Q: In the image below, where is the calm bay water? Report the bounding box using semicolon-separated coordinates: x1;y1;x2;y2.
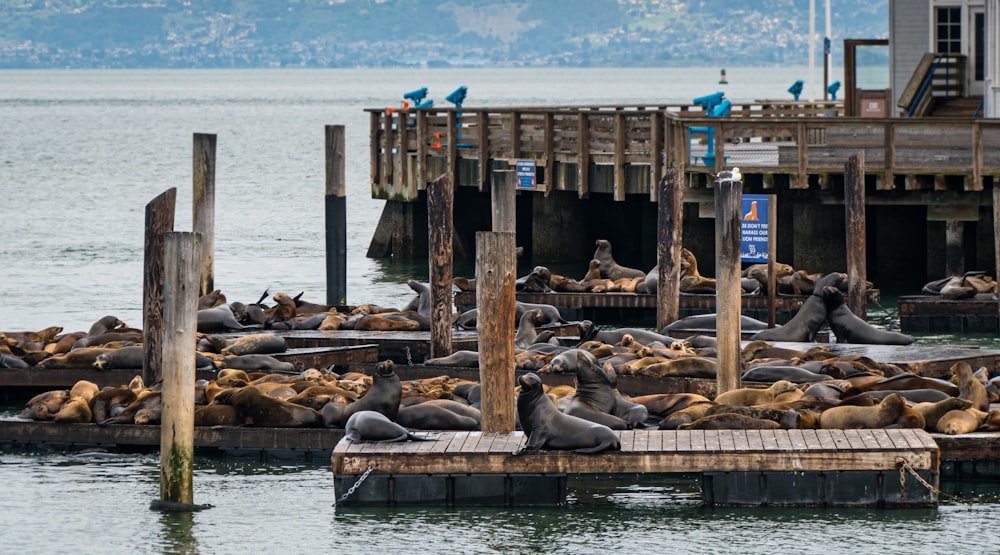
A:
3;68;1000;553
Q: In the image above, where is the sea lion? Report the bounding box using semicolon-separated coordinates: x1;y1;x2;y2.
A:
912;397;973;431
513;373;621;455
822;286;914;345
663;313;771;333
198;304;250;332
858;389;952;404
636;357;717;379
750;274;843;343
343;410;431;442
514;308;546;349
628;393;713;417
406;279;433;316
741;365;833;383
657;402;716;429
714;380;800;406
424;350;480;367
395;401;480;430
592;327;677;346
197;289;227;310
53;395;94;423
221;333;287;356
221;354;294;373
1;354;29;369
819;393;905;429
935;408;987;435
679;413;782;430
87;316;125;337
950;361;990;412
36;347;114;369
212;385;322;427
554;349;646;429
194;404;239;426
593;239;645;280
329;359;402;427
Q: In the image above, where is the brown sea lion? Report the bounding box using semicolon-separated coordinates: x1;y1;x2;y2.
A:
265;292;298;326
637;357;717;379
53;395;94;423
912;397;973;431
221;333;287;356
395;401;480;430
212;385;322;427
714;380;800;406
658;402;715;429
197;289;227;310
628;393;713;417
819;393;905;429
194;404;239;426
592;239;645;280
36;347;114;369
513;373;621;455
935;408;987;435
950;361;990;412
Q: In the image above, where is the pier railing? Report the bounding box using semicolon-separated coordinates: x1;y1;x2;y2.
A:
369;102;1000;202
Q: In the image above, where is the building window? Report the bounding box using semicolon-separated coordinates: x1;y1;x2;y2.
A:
936;7;961;54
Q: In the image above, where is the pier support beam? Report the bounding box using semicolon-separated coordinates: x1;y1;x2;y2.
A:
192;133;216;298
714;177;742;395
531;191;588;262
325;125;347;305
476;231;517;433
142;188;177;386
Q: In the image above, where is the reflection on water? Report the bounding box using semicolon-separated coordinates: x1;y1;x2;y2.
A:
2;449;999;554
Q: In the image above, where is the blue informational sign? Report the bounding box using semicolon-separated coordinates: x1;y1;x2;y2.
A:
740;194;769;262
516;159;536;189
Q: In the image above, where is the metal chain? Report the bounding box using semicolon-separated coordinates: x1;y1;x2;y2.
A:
896;457;1000;505
334;463;375;506
405;346;413;366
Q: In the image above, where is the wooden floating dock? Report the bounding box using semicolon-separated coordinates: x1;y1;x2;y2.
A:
332;429;940;508
265;330;478;364
769;341;1000;379
453;290;880;325
898;295;999;334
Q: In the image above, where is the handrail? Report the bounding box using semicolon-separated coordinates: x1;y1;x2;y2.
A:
907;55;944;117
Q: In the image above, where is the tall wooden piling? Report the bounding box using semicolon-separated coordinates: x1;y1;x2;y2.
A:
427;174;454;359
192;133;216;298
845;151;867;318
656;164;684;332
476;231;517;433
492;170;516;233
142;188;177;386
325;125;348;305
159;231;202;506
715;177;742;395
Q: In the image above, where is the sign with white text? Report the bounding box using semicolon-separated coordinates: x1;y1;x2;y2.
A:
516;159;536;189
740;194;769;262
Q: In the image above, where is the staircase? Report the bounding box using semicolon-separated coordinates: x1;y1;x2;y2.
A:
897;53;967;117
929;96;984;117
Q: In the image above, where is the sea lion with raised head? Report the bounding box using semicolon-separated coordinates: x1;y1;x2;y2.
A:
822;286;914;345
593;239;646;280
513;373;621;455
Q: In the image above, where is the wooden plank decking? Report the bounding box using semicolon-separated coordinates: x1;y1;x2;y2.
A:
332;429;938;475
269;330;478;364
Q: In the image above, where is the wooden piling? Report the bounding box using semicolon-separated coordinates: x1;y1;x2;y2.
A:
159;231;202;506
845;151;867;318
491;170;516;233
142;188;177;386
192;133;216;298
656;163;684;332
476;231;517;433
714;177;742;395
325;125;347;305
944;220;964;277
427;174;454;359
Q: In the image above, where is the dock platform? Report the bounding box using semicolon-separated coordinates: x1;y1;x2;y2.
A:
332;429;939;508
453;290;880;324
898;295;998;334
268;330;479;364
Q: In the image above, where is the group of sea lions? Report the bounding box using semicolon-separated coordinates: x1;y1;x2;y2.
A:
453;239;873;299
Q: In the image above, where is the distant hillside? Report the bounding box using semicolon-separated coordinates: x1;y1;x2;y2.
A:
0;0;888;68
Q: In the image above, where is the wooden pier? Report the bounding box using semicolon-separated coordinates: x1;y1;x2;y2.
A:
332;429;940;508
266;330;478;364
